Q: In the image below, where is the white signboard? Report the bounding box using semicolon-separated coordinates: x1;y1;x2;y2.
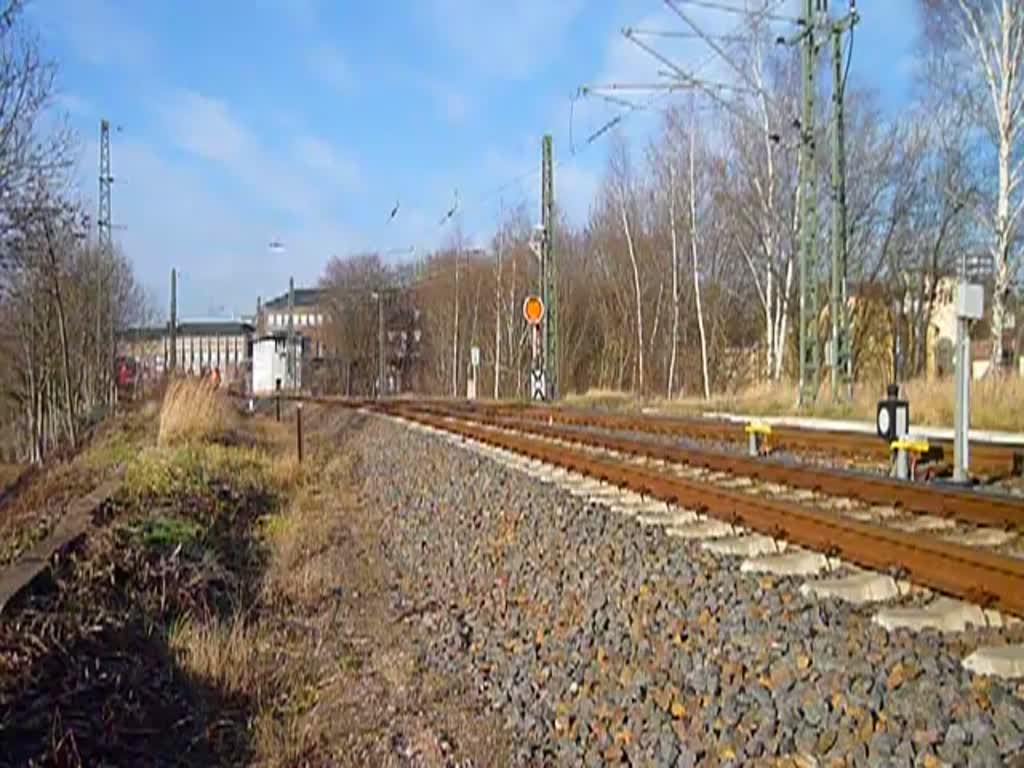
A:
530;369;546;401
470;346;480;367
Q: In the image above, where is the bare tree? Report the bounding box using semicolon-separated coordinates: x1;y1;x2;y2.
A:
923;0;1024;370
607;138;647;393
667;160;681;398
687;125;711;400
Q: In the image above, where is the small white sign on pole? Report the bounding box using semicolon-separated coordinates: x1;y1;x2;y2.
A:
470;346;480;367
530;369;546;401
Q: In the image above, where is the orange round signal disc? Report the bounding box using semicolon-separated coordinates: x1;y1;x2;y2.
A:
523;295;545;325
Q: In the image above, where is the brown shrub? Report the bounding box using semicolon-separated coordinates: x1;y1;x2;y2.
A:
592;375;1024;432
168;614;264;699
262;454;353;609
158;378;236;445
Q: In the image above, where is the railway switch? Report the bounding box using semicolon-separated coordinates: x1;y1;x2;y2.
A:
876;384;909;444
745;422;772;456
890;437;929;481
878;384;912;480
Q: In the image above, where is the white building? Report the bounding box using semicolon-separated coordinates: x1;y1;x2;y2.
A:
119;320;254;384
258;288;328;359
251;335;304;394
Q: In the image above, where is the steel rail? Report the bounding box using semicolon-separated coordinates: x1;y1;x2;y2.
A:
399;403;1024;531
388;406;1024;617
241;393;1024;475
420;399;1024;478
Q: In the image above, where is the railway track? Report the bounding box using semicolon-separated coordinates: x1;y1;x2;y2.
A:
376;401;1024;617
295;396;1024;625
352;405;1024;764
398;402;1024;532
274;394;1024;476
423;398;1024;478
252;394;1024;621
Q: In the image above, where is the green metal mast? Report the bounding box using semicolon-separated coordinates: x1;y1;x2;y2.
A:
542;134;558;400
798;0;820;407
830;9;858;403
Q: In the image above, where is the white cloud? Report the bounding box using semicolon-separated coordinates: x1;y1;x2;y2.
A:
307;44;355;94
141;89;363;303
415;77;472;126
157;89;359;222
160;91;251;166
424;0;585;79
440;87;469;125
594;6;737;99
291;135;361;189
566;2;758;180
74;136;270;317
53;92;95;118
280;0;320;29
557;162;599;225
33;0;155;69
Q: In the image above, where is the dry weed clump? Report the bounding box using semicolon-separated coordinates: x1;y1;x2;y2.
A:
262;454;353;609
563;388;640;410
647;375;1024;432
168;614;264;699
268;454;306;494
158;378;236;445
901;375;1024;432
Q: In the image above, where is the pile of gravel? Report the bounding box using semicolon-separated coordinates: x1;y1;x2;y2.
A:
356;416;1024;767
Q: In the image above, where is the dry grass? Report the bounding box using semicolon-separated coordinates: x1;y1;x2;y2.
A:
247;416;292;448
0;463;27;494
267;454;306;494
252;708;310;767
158;379;236;446
168;614;263;699
262;454;352;609
563;388;640;411
900;375;1024;432
568;375;1024;432
159;416;336;765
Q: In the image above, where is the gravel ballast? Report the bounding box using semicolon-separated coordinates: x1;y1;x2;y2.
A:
355;415;1024;767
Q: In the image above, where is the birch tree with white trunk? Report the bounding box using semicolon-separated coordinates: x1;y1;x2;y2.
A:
667;161;681;398
688;126;712;400
926;0;1024;370
726;29;801;382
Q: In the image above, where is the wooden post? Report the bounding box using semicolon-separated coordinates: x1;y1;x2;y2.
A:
296;402;304;463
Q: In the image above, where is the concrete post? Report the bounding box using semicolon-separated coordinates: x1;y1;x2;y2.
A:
953;314;971;483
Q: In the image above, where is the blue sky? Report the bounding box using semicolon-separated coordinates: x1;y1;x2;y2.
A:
32;0;921;319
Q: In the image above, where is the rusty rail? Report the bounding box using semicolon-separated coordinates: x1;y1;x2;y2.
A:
389;406;1024;617
420;398;1024;478
397;403;1024;532
257;393;1024;477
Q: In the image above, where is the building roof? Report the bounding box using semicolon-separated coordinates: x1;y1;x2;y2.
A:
263;288;324;310
120;320;254;340
254;332;306;342
178;320;254;336
120;326;165;342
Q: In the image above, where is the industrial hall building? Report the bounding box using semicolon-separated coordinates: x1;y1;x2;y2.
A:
117;320;255;384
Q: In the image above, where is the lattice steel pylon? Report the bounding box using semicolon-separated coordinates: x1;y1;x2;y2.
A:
97;118;115;402
98;119;112;253
797;0;820;407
